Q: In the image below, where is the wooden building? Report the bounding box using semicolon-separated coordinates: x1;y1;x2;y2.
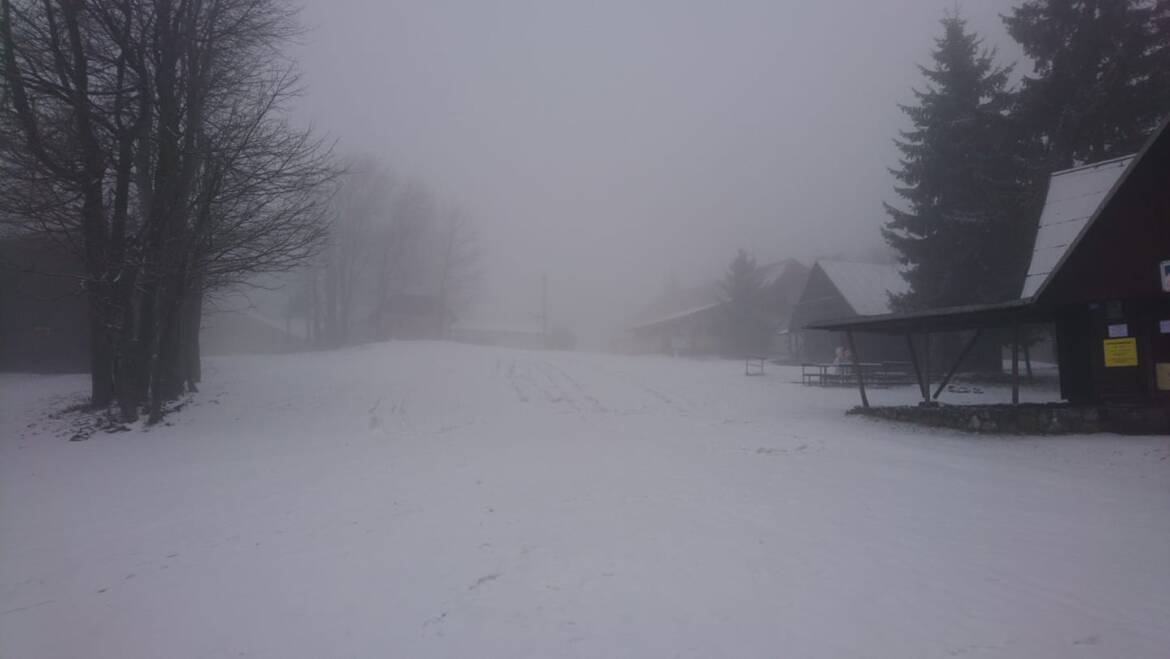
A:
371;293;454;341
450;322;547;350
813;118;1170;408
627;259;808;357
0;237;89;373
787;260;909;364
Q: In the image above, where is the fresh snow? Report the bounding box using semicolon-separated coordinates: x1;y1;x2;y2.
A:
2;341;1168;658
1020;155;1133;299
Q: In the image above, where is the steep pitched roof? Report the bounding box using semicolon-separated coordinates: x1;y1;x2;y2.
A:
758;258;806;287
1020;155;1135;299
816;260;909;316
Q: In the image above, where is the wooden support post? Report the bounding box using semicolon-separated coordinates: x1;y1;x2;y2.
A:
923;333;931;393
1023;339;1034;382
905;333;928;402
847;330;869;408
1011;323;1020;406
933;328;983;400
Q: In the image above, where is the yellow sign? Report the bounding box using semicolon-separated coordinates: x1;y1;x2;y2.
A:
1103;338;1138;368
1157;364;1170;391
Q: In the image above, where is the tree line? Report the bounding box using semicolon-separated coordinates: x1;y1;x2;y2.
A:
0;2;483;422
0;0;338;422
289;156;480;349
885;0;1170;311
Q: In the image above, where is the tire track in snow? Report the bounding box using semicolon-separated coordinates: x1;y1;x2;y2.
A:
540;361;607;415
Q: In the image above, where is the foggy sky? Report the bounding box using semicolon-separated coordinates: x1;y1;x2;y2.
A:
294;0;1023;343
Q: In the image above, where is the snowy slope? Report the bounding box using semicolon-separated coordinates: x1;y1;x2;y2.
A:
1;342;1168;659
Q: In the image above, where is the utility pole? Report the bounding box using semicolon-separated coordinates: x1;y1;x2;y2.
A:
541;274;548;347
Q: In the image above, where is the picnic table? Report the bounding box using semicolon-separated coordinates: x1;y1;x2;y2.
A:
801;362;915;387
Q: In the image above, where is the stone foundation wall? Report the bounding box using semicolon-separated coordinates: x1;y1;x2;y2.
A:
849;403;1170;435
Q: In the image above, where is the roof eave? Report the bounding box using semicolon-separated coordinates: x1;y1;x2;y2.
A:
805;298;1045;335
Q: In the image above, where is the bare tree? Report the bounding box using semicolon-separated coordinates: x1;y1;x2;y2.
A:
0;0;337;421
434;207;480;335
0;0;150;407
298;164;440;347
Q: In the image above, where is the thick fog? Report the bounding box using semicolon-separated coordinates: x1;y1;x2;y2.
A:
292;0;1022;345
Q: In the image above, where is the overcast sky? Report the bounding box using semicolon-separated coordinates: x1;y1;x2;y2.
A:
293;0;1023;342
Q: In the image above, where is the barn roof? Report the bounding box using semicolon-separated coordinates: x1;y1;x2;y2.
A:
1020;155;1135;299
816;260;909;316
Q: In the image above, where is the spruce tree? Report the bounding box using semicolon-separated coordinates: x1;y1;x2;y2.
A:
883;15;1032;311
720;250;769;355
1005;0;1170;170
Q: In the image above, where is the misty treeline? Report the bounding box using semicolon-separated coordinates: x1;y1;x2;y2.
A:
287;158;480;348
885;1;1170;311
0;0;337;422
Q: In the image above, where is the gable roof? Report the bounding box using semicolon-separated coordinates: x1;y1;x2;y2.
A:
1020;155;1135;299
816;260;909;316
629;300;722;331
758;258;806;287
629;258;807;332
629;282;721;330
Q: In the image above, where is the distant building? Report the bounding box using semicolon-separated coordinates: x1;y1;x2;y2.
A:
369;293;454;341
626;259;809;357
450;321;546;350
758;259;812;358
627;280;725;355
787;260;909;364
0;236;89;373
201;309;305;356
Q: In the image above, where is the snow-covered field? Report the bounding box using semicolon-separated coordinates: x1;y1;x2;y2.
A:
2;341;1168;658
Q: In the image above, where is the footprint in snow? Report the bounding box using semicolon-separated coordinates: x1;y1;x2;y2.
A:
469;573;502;590
755;444;808;455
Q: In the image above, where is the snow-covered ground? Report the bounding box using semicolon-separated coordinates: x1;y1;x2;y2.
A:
2;341;1168;658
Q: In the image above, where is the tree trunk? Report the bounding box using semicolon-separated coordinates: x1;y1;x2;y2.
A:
113;272;145;422
183;285;203;389
148;282;185;423
87;296;115;408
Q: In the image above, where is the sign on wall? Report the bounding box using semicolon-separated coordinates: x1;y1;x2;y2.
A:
1103;338;1139;368
1158;364;1170;392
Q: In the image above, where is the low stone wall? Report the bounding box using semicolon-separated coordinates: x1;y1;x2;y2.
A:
849;403;1170;435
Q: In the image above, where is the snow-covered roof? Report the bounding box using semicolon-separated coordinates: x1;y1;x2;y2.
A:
817;260;909;316
1020;155;1134;299
758;258;803;287
629;301;721;331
